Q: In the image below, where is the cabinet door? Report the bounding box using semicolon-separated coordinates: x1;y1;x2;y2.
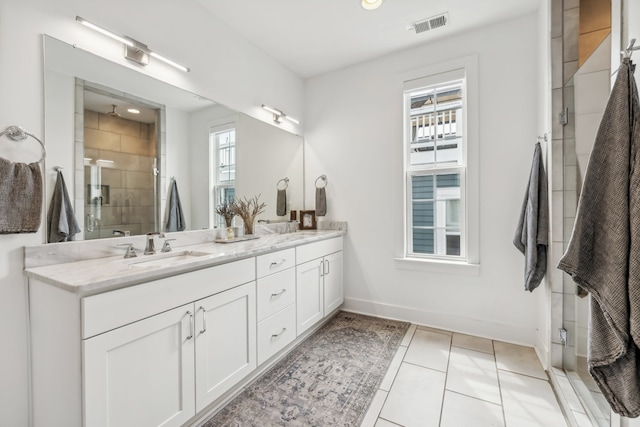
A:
83;304;195;427
194;282;256;412
296;258;324;335
323;251;344;314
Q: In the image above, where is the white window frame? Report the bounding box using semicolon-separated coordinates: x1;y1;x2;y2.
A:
395;56;479;274
208;120;237;229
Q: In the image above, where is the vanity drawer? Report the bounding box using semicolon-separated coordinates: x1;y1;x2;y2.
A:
257;303;296;365
296;237;343;265
257;268;296;322
256;248;295;278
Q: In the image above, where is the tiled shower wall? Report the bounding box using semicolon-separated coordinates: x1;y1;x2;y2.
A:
83;110;157;239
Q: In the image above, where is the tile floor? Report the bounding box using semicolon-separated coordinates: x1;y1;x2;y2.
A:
361;324;569;427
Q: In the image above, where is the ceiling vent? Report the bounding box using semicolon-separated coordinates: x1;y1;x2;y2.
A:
412;12;449;34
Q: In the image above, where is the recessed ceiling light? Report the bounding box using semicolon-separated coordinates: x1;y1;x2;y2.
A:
361;0;382;10
127;108;141;114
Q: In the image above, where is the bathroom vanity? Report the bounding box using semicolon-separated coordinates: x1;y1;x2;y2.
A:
24;230;344;427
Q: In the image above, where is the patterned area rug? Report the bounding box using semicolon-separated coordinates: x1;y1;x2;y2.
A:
201;311;410;427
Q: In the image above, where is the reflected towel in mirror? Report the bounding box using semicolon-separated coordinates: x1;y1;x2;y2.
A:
166;179;185;232
47;170;80;242
276;189;286;216
0;157;42;233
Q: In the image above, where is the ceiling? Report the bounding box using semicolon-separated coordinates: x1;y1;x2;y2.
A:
196;0;540;79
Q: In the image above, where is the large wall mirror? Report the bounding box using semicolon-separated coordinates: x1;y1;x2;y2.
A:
43;35;304;241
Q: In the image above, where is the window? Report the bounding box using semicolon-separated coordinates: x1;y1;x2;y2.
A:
210;125;236;228
405;73;466;260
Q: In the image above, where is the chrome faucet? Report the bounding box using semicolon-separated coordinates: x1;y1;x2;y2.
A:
144;232;160;255
117;243;137;258
113;229;131;237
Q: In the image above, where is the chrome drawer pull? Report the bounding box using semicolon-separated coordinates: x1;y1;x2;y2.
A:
271;327;287;338
270;259;286;268
270;289;287;298
199;306;206;334
186;311;194;340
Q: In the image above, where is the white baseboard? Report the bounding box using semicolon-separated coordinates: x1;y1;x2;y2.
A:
342;297;536;347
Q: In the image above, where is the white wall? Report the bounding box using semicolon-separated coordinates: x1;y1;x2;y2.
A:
0;1;304;425
304;12;542;344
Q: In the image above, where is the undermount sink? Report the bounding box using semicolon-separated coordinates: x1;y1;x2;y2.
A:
128;250;210;269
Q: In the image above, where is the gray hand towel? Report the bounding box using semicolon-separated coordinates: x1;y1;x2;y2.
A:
316;187;327;217
513;142;548;292
276;189;286;216
47;170;80;242
166;179;185;232
0;157;42;233
557;58;640;417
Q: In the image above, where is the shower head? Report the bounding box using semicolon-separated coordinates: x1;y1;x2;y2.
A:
108;104;121;118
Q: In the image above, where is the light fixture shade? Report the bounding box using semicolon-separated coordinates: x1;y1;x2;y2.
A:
361;0;382;10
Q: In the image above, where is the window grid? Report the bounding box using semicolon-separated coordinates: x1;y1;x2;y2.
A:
406;78;466;260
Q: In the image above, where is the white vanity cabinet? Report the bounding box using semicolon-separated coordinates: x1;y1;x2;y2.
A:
83;304;196;427
295;237;344;336
255;248;297;365
26;232;344;427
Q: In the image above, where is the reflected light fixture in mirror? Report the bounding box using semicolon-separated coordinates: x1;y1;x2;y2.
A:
76;16;190;72
361;0;382;10
261;104;300;125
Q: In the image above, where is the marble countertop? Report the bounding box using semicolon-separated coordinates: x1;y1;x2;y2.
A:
24;230;345;297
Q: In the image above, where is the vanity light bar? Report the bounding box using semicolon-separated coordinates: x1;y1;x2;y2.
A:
261;104;300;125
76;16;135;47
76;16;190;72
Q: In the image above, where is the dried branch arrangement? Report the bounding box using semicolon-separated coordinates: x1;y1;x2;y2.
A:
215;199;236;227
232;195;266;235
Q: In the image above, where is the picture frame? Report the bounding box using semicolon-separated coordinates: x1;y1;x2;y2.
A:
300;210;316;230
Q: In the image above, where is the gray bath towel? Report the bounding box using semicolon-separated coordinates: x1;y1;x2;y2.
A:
316;187;327;217
47;170;80;242
513;142;548;292
558;58;640;417
276;189;286;216
0;157;42;233
166;179;185;232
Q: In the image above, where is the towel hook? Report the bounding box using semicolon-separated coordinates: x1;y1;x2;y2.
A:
315;174;328;188
537;133;548;143
0;125;46;163
623;38;640;59
54;166;63;172
277;177;289;190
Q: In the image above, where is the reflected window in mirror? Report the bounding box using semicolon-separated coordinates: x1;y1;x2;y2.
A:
210;124;236;228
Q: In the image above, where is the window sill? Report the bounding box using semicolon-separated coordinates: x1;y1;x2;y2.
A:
393;257;480;276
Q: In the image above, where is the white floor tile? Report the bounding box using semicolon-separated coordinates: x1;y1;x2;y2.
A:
452;333;494;354
379;362;446;427
446;346;502;405
360;389;388;427
499;370;567;427
404;328;452;372
494;341;546;380
440;391;505;427
379;345;408;391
